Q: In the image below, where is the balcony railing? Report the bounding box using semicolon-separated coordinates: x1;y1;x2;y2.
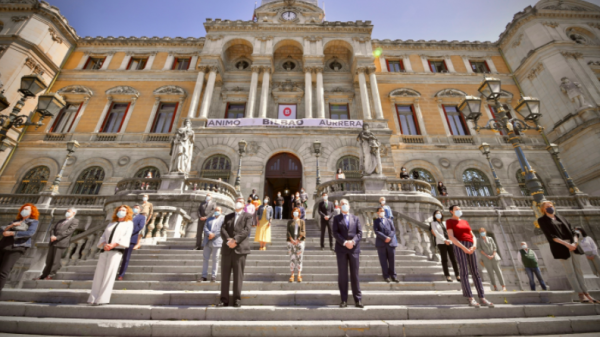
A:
316;179;365;196
185;178;240;200
0;194;106;208
387;178;432;195
115;178;162;193
0;194;41;206
452;135;474;144
399;135;425;144
437;196;499;209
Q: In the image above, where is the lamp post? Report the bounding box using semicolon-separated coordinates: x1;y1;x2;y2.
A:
49;140;79;193
312;140;322;187
234;139;247;192
478;142;508;195
0;75;66;150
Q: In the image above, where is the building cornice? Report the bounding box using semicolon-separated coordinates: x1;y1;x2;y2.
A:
204;19;373;34
372;39;497;51
77;36;205;48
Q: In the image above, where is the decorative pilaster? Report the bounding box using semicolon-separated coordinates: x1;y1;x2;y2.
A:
145;52;157;70
187;66;207;118
94;98;113;133
145;98;162;133
368;66;384;120
314;67;325;118
76;52;90;70
357;67;372;119
119;97;137;133
198;66;218;120
99;52;115;70
304;67;313;119
247;66;261;118
163;53;175;70
258;66;272;118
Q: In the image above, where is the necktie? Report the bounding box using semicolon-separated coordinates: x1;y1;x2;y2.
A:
344;215;349;229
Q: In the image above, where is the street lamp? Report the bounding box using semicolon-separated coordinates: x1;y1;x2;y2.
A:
312;140;322;186
478;142;508;195
234;139;247;192
49;140;79;193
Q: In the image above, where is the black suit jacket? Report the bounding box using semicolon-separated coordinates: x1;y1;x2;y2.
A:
318;201;335;225
221;211;253;255
332;213;362;255
50;218;79;248
538;214;576;260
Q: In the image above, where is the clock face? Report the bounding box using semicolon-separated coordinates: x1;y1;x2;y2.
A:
282;11;297;21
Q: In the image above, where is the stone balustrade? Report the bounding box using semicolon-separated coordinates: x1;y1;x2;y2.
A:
115;178;162;194
437;196;500;209
64;223;106;266
143;206;191;239
184;177;240;200
0;194;106;209
315;179;364;197
387;178;432;194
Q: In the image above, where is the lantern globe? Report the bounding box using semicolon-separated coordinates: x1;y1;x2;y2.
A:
19;75;48;98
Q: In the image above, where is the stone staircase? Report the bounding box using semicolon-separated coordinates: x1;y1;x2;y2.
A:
0;219;599;336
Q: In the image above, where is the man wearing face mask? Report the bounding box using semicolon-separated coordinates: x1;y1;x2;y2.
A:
275;192;284;220
318;192;335;251
133;195;153;250
201;206;224;282
373;207;399;283
218;197;253;308
519;242;547;291
37;208;79;280
194;193;216;251
300;188;308;209
117;205;146;281
332;199;363;308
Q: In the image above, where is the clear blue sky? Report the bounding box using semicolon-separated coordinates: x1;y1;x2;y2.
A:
47;0;600;42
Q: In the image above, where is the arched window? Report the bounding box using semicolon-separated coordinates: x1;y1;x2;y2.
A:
337;156;360;179
201;155;231;182
72;166;105;195
463;169;494;197
16;166;50;194
134;166;161;179
410;168;437;196
516;169;549;196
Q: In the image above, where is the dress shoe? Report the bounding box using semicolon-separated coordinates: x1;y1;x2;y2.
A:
384;278;391;283
210;276;216;283
193;247;201;251
233;300;242;308
117;276;123;281
321;247;325;251
201;277;208;282
339;301;347;308
391;277;400;283
355;301;364;308
216;302;227;307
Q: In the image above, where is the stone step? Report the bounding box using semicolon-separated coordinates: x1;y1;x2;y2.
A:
133;249;419;256
138;246;415;253
0;289;574;306
75;258;437;267
79;254;429;263
1;315;599;336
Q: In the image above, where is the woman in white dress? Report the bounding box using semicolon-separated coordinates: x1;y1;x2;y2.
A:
88;205;134;306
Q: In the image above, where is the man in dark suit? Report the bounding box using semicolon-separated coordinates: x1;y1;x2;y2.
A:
332;199;363;308
318;192;335;251
217;196;253;308
117;205;147;281
373;207;399;283
37;208;79;280
194;193;216;250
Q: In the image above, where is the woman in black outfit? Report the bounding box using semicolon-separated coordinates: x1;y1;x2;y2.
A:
437;182;448;196
400;167;410;179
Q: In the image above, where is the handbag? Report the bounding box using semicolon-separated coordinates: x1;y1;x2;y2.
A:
1;221;29;232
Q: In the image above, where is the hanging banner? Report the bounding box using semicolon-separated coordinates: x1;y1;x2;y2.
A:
278;104;297;119
206;118;364;129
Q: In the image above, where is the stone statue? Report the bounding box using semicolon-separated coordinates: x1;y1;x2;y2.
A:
569;33;587;44
356;123;382;176
169;118;195;174
560;77;592;110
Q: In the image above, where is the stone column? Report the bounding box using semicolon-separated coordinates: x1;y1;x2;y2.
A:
119;98;137;133
357;67;372;120
198;66;218;120
189;55;199;71
247;66;261;118
315;67;325;118
368;66;384;120
163;53;175;70
145;52;157;70
100;52;115;70
304;67;313;119
94;98;113;133
187;66;207;118
258;66;271;119
119;53;132;70
76;52;90;70
145;98;162;133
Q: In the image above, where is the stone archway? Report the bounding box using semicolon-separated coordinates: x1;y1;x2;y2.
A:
264;152;302;219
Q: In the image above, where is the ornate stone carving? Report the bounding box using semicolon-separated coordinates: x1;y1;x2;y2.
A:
272;80;304;103
512;34;523;48
0;45;7;58
390;88;421;97
169;119;195;174
106;86;140;100
48;28;63;44
356;66;368;74
206;35;223;41
568;32;587;45
357;123;382;176
57;85;94;101
153;85;187;97
303;36;323;42
541;3;587;11
117;156;130;166
435;88;466;98
527;63;544;81
353;37;371;43
11;16;28;22
491;158;503;169
246;141;260;156
542;22;559;28
24;57;44;75
588;23;600;30
439;158;451;168
1;0;37;4
560;77;593;110
588;61;600;66
256;36;274;42
561;51;583;59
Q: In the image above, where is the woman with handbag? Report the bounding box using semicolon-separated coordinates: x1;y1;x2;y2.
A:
0;203;39;294
88;205;133;305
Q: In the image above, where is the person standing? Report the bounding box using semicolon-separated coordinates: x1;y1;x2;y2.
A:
335;168;346;180
332;199;363;308
1;204;39;294
218;197;253;308
300;188;308;209
437;182;448;196
412;170;420;180
373;207;399;283
318;192;335;251
133;194;153;250
244;197;256;227
201;207;224;282
288;208;306;283
117;205;146;281
333;200;341;216
574;227;600;277
255;197;273;251
37;208;79;280
538;201;598;303
430;210;460;283
275;192;284;220
478;228;506;291
294;200;306;220
519;242;547;291
249;189;258;201
88;206;133;305
195;193;216;251
446;205;494;308
400;167;409;179
251;196;261;227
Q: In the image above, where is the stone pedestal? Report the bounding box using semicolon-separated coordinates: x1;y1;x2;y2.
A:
158;173;187;194
577;106;598;122
37;191;58;209
362;175;387;193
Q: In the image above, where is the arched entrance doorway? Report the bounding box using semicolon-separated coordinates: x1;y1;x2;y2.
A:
264;153;302;219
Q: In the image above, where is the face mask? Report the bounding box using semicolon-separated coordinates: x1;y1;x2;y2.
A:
381;200;386;205
293;212;299;218
20;209;31;218
143;197;148;202
454;210;463;218
435;213;442;220
379;212;385;218
236;202;244;210
323;196;328;201
480;232;486;237
214;212;221;217
296;194;299;197
301;190;304;192
278;193;281;196
521;245;527;250
341;205;349;212
206;196;211;201
65;212;73;218
264;199;268;204
117;210;126;218
133;209;139;215
574;231;580;236
546;207;555;215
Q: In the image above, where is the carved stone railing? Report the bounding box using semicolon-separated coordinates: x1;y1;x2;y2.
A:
0;194;41;206
437;196;500;209
145;134;172;142
94;133;118;142
551;196;580;209
115;178;162;194
142;206;191;239
591;197;600;207
64;223;106;266
315;179;364;196
452;135;474;144
387;179;432;195
50;195;107;208
512;196;534;208
399;135;425;144
399;217;433;259
44;133;67;142
184;178;240;200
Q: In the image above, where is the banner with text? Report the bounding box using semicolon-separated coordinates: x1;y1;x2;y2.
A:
206;118;364;128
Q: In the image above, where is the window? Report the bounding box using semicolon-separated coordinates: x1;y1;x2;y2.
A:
386;60;404;73
226;104;245;119
330;104;349;120
443;105;469;136
337;156;361;179
50;103;81;133
201;155;232;182
409;168;437;196
128;57;147;70
463;169;494;197
428;60;448;73
329;60;342;71
235;61;249;70
283;60;296;71
172;57;190;70
516;169;549;196
470;61;490;74
72;166;105;195
395;105;420;135
84;57;105;70
489;105;520;136
151;103;178;133
100;102;130;133
135;166;161;179
16;166;50;194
